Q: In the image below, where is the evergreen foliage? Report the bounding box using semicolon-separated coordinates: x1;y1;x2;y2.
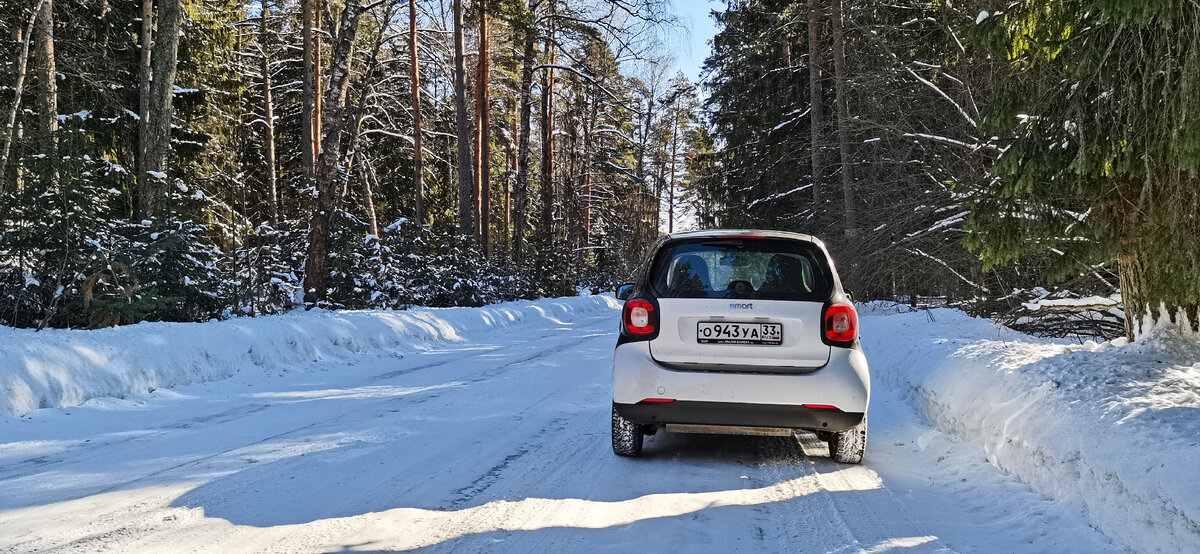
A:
967;0;1200;335
687;0;1129;331
0;0;678;329
8;0;1192;340
695;0;1010;300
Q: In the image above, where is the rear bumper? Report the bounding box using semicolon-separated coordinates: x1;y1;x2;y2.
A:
615;400;865;432
612;341;870;416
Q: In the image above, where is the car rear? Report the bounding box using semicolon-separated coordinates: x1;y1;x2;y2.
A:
611;230;870;461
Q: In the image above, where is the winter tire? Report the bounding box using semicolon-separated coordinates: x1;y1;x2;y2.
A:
828;415;867;464
612;404;644;457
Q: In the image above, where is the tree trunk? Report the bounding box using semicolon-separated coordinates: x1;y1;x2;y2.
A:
301;0;316;176
443;132;453;217
142;0;182;219
668;115;677;233
452;0;475;241
540;33;556;239
582;91;598;246
303;0;365;307
313;0;323;163
1;0;48;191
476;1;491;254
409;0;424;225
832;0;855;237
505;117;512;252
808;0;823;206
562;91;579;250
32;0;56;187
260;0;279;225
137;0;152;206
360;154;380;238
13;113;23;191
1119;253;1200;340
654;143;664;232
473;30;482;240
636;89;654;238
513;1;537;263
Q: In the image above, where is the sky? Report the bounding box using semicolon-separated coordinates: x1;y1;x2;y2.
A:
670;0;721;83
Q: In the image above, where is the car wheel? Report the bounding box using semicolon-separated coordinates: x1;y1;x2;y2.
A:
611;404;643;457
828;415;867;464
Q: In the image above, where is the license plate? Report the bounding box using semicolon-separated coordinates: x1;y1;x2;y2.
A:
697;322;783;345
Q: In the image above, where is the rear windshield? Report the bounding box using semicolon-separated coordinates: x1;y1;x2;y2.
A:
650;238;832;301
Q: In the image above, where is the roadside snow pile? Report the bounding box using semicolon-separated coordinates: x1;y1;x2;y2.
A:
861;307;1200;553
0;295;621;417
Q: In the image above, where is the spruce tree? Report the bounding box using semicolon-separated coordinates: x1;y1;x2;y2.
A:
968;0;1200;339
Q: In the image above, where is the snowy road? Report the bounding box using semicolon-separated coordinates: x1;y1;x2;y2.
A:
0;310;1118;552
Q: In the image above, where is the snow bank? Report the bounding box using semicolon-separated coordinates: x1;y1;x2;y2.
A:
0;295;621;417
862;308;1200;553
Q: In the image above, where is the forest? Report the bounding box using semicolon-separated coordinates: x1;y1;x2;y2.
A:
693;0;1200;341
0;0;687;329
1;0;1198;342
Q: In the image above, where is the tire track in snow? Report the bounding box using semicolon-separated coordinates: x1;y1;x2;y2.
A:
794;432;950;553
139;319;613;490
0;403;276;482
447;417;571;509
746;435;857;550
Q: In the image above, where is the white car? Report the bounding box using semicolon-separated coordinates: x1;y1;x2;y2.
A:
611;230;870;463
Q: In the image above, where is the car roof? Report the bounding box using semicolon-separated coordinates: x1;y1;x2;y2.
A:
663;229;822;245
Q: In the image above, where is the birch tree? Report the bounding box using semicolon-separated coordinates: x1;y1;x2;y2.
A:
0;0;49;189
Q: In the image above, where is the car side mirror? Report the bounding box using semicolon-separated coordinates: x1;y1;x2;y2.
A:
616;283;634;301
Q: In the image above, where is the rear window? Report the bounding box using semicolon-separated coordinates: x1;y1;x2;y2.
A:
650;238;832;301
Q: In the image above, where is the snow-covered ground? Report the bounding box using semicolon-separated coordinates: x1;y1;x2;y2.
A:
860;303;1200;553
0;297;1195;552
0;296;622;416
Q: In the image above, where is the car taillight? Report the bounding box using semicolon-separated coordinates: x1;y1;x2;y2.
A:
823;302;858;343
623;298;657;336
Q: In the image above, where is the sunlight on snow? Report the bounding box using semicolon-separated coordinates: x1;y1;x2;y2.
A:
529;305;570;326
280;465;886;550
859;535;940;553
251;382;464;402
69;345;110;365
0;467;889;551
0;439;82;459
